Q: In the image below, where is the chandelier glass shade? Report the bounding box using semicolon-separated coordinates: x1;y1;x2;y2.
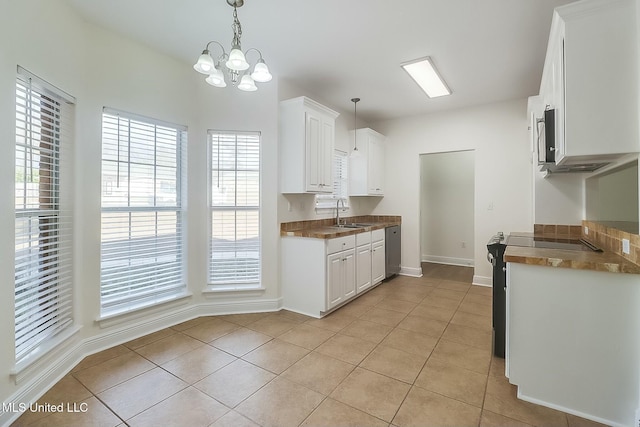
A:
193;0;272;92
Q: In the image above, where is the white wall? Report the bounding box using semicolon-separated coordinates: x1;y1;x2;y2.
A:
0;0;95;413
0;0;281;419
372;99;533;283
533;171;584;224
420;151;475;266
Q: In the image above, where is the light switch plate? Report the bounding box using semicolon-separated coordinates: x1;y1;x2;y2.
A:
622;238;630;255
584;226;589;235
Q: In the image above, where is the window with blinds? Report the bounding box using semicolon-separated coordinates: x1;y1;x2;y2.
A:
209;131;260;287
100;109;187;316
14;68;75;365
315;150;349;209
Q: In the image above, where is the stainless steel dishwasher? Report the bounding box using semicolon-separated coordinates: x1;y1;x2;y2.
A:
385;225;401;278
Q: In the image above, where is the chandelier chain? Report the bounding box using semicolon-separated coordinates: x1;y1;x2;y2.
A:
231;6;242;47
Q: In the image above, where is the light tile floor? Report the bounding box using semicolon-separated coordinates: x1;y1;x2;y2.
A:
13;269;607;427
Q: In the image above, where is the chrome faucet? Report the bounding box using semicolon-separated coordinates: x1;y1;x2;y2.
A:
336;199;346;226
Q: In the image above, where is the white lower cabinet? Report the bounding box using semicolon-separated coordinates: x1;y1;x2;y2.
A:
355;244;372;293
281;234;355;317
355;231;372;293
371;229;386;284
281;228;387;318
327;248;355;310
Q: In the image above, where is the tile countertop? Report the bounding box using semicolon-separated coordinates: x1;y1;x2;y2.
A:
504;233;640;275
280;216;401;239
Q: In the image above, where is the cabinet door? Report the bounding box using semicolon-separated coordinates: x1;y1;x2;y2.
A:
319;119;335;193
327;252;344;309
367;138;384;195
305;112;322;192
372;241;385;284
356;244;372;293
343;249;356;299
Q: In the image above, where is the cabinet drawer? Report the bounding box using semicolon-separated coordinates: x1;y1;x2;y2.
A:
356;231;371;246
372;228;385;242
327;235;356;254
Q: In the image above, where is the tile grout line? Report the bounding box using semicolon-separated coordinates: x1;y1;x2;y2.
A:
386;277;464;425
294;283;428;426
20;269;503;427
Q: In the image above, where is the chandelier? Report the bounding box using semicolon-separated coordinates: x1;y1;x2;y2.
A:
193;0;272;92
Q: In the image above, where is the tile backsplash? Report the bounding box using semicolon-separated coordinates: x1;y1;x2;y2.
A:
533;224;582;238
534;222;640;266
582;220;640;266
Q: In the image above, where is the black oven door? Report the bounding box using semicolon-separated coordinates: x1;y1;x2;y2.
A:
487;235;506;358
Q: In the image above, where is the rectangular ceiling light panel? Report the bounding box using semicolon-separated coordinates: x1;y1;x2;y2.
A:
401;57;451;98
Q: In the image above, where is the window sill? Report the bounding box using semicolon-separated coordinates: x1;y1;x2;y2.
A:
202;285;265;295
96;291;193;328
315;207;349;214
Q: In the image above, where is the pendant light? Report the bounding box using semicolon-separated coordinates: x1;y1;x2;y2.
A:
350;97;361;158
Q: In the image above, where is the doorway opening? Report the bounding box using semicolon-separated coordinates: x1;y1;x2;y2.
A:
419;150;475;277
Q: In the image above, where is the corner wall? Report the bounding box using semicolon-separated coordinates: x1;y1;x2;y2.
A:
0;1;281;422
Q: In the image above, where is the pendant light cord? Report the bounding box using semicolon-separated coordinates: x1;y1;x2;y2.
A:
351;97;360;151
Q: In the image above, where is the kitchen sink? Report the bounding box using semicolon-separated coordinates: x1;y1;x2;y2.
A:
331;224;363;229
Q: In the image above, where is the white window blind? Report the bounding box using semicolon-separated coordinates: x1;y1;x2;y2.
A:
316;150;349;209
100;109;187;316
209;131;260;287
14;68;75;364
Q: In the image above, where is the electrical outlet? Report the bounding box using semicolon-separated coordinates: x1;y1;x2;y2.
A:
584;226;589;235
622;238;630;255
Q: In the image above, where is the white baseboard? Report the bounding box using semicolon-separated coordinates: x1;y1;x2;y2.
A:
0;297;281;427
422;255;474;267
399;266;423;277
516;389;622;427
472;275;492;287
199;296;282;316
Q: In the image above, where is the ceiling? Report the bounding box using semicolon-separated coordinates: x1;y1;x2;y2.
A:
66;0;574;123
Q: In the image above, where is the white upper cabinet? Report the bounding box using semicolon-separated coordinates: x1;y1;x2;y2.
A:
538;0;638;165
280;96;340;193
349;128;386;196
